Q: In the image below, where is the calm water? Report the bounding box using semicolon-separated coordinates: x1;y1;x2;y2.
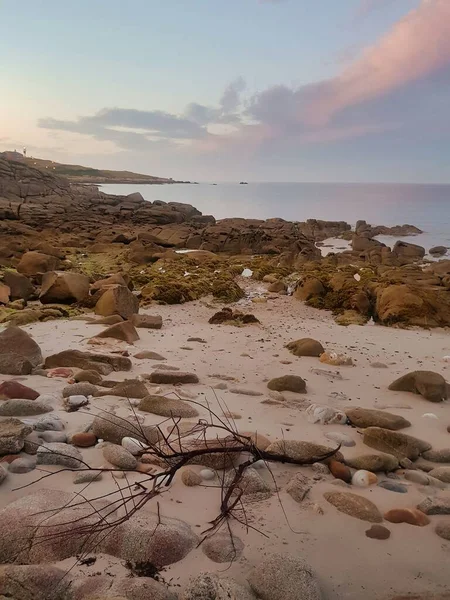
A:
100;182;450;251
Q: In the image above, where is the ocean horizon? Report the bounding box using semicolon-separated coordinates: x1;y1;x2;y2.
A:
100;181;450;254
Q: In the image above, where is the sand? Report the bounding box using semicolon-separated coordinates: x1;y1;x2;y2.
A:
1;277;450;599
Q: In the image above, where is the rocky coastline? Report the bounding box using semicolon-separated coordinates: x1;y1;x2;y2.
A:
0;156;450;600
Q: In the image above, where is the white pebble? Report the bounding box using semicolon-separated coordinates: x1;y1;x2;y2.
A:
241;268;253;278
200;469;215;481
351;470;377;487
66;395;88;408
422;413;439;419
122;436;149;455
253;460;266;470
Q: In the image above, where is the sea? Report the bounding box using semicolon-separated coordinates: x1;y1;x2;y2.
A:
99;182;450;255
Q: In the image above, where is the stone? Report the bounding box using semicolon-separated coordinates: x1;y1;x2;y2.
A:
34;414;64;431
329;460;352;483
267;375;306;394
266;440;343;463
388;371;447;403
319;352;353;366
0;399;52;416
94;284;139;319
346;407;411;431
62;382;98;397
102;512;198;567
182;468;202;486
225;467;271;496
71;432;97;447
134;350;166;360
74;369;103;385
384;508;430;526
305;404;347;425
371;362;388;369
149;371;199;384
268;280;287;293
200;468;216;480
39;271;90;304
404;470;447;488
235;431;271;451
351;470;378;487
91;273;131;291
202;535;244;567
362;427;431;460
95;378;149;399
392;240;425;261
183;572;257;600
92;413;161;446
423;449;450;463
293;278;325;301
139;395;199;418
121;436;148;455
73;471;103;484
0;463;7;484
0;565;71;600
38;431;67;443
418;496;450;515
378;480;408;493
94;320;140;343
345;454;399;472
131;313;163;329
8;455;36;473
324;431;355;447
435;521;450;541
16;251;60;276
44;349;132;374
286;473;312;502
286;338;325;357
248;554;323;600
323;491;383;522
312;462;330;475
37;442;83;468
365;524;391;540
0;326;43;375
0;380;39;400
429;246;447;256
73;574;178;600
3;271;35;301
103;444;137;469
229;387;263;396
428;467;450;483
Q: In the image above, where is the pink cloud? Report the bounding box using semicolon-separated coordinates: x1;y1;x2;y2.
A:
305;0;450;126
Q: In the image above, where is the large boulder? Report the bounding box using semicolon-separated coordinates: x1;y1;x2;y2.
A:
363;427;431;460
0;418;32;455
346;407;411;430
94;284;139;319
392;241;425;263
16;252;61;277
39;271;90;304
388;371;447;403
293;278;325;302
2;271;35;301
248;554;323;600
0;326;43;375
44;349;132;374
375;285;450;328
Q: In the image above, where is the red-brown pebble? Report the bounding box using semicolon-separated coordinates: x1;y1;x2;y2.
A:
365;524;391;540
0;381;39;400
71;432;96;448
329;459;352;483
384;508;430;527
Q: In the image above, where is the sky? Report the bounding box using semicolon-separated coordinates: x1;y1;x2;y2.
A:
1;0;450;182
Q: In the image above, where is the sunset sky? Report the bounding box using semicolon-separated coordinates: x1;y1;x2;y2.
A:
1;0;449;182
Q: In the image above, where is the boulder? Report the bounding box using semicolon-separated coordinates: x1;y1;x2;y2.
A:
0;380;39;400
323;491;383;523
44;349;131;374
131;313;163;329
139;395;199;418
248;554;323;600
183;573;257;600
0;326;43;375
363;427;431;460
73;369;103;384
375;284;450;328
265;440;343;463
267;375;306;394
293;278;325;301
0;565;71;600
94;284;139;319
103;444;137;469
149;371;199;385
93;320;139;343
39;271;90;304
384;508;430;527
62;382;98;397
92;413;161;445
2;271;35;300
37;443;83;468
392;241;425;262
388;371;447;403
346;407;411;430
0;419;32;455
429;246;447;257
201;532;244;563
16;252;60;276
345;454;399;472
90;273;131;291
286;338;325;357
0;282;10;304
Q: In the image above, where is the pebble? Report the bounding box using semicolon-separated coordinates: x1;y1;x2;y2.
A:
34;415;65;432
352;470;378;487
73;471;103;484
71;432;97;448
8;456;36;473
312;462;330;475
384;508;430;527
365;524;391;540
38;431;67;444
213;382;228;390
121;436;149;455
181;469;202;486
329;460;352;483
200;469;215;481
378;480;408;493
65;395;89;410
253;459;267;470
229;387;263;397
102;444;137;470
422;413;438;419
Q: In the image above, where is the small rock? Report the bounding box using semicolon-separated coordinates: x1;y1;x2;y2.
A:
286;338;325;357
74;369;103;385
352;470;378;487
8;455;36;473
418;497;450;515
346;454;399;472
329;460;352;483
384;508;430;526
62;382;97;398
362;427;431;460
428;466;450;483
202;532;244;563
71;432;97;448
0;399;52;417
229;387;263;397
139;395;199;418
102;444;137;469
371;362;388;369
286;473;312;503
37;442;83;468
378;480;408;493
388;370;447;403
346;407;411;431
435;521;450;541
64;395;89;411
404;470;446;489
320;352;353;366
134;350;167;360
0;418;32;455
182;469;202;487
38;431;67;443
365;524;391;540
73;471;103;484
423;449;450;463
34;415;64;431
149;371;199;385
0;464;7;484
312;462;330;475
267;375;306;394
131;314;163;329
324;432;355;447
200;469;215;481
0;381;39;400
121;436;149;455
324;491;382;522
